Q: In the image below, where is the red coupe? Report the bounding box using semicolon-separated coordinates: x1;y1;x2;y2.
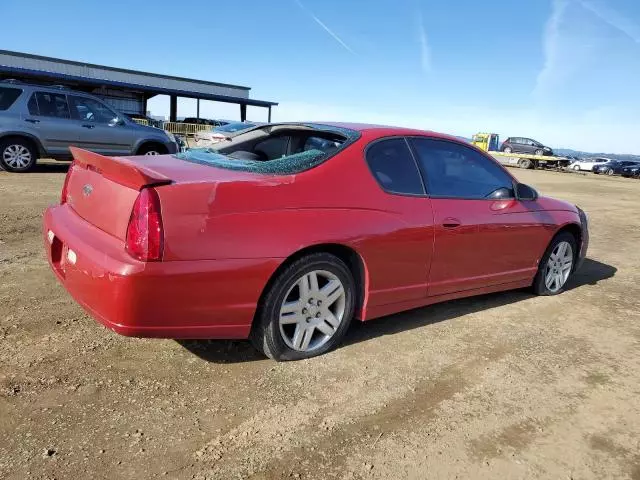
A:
43;123;589;360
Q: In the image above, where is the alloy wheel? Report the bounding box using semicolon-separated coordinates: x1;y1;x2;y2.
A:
544;241;573;293
144;151;160;156
3;144;32;169
278;270;346;352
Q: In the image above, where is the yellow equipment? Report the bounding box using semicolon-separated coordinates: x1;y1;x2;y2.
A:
471;133;500;152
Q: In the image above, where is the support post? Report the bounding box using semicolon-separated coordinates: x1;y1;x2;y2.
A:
142;96;148;115
268;106;272;123
240;104;247;122
169;95;178;122
196;99;200;119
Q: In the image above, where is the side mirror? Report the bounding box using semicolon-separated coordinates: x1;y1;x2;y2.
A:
516;183;538;201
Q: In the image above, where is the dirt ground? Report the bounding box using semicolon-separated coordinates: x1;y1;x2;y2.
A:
0;161;638;480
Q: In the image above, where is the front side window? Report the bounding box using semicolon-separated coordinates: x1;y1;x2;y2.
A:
410;138;514;199
303;136;342;154
255;136;290;160
0;87;22;111
33;92;70;119
365;138;424;195
68;95;120;124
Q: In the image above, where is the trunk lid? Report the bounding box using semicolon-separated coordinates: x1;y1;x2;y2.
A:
64;148;265;240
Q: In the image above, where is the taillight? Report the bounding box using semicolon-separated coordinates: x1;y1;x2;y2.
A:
60;162;75;204
125;188;164;262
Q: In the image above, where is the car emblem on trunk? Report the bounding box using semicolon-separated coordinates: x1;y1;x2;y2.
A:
82;184;94;197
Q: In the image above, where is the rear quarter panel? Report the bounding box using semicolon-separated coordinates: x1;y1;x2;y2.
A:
158;134;435;310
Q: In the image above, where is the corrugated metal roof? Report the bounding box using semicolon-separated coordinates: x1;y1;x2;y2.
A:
0;50;277;107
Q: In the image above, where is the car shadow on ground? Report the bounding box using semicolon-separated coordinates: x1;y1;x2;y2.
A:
31;162;71;173
178;258;616;364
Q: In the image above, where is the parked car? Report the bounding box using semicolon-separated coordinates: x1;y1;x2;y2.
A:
44;122;589;360
593;160;640;176
621;163;640;178
501;137;554;156
569;157;611;172
194;121;260;147
0;82;179;172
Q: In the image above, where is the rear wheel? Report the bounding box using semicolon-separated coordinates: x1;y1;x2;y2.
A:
503;147;513;154
573;165;581;171
518;158;533;169
606;168;614;176
0;138;37;172
250;253;356;361
532;232;577;296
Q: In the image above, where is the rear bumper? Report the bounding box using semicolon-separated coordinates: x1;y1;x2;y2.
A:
43;205;281;339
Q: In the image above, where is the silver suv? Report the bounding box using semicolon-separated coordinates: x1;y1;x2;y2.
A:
0;81;178;172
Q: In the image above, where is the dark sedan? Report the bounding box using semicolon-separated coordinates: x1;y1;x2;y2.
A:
621;164;640;178
593;160;640;176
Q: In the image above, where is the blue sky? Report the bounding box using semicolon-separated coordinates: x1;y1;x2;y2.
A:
2;0;640;153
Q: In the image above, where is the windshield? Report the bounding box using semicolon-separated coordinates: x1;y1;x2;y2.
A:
175;123;360;174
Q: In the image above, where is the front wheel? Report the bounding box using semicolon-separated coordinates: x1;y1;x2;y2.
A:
137;143;167;156
532;232;577;296
573;165;581;171
606;168;614;176
250;253;356;361
0;138;37;172
535;149;543;156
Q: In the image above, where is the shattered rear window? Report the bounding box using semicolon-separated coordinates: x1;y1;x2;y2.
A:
174;124;360;175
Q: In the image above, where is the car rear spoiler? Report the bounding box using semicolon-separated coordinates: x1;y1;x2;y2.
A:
69;147;172;190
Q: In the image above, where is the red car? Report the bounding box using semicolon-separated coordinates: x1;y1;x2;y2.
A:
43;123;589;361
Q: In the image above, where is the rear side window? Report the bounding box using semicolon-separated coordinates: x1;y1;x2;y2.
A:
365;138;424;195
33;92;70;119
410;138;514;199
0;87;22;111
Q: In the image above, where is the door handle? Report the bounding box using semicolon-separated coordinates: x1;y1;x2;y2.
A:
442;217;462;229
82;124;95;129
24;118;40;124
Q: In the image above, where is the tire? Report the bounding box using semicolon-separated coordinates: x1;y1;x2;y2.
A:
136;143;167;156
532;232;577;296
0;137;38;172
535;149;543;156
518;158;533;169
503;147;513;154
606;168;614;176
250;253;356;361
573;165;581;171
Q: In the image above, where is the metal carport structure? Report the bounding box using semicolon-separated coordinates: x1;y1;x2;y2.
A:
0;50;278;122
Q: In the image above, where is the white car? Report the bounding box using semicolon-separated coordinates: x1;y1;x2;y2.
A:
194;121;258;148
569;157;612;172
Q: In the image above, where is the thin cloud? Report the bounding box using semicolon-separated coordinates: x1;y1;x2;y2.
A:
293;0;355;54
533;0;570;96
417;11;431;73
578;0;640;44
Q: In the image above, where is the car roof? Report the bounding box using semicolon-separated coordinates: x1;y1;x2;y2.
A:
301;122;468;143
